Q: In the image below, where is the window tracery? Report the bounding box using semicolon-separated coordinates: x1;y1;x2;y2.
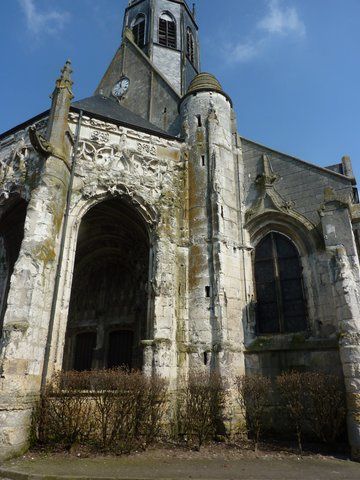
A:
254;232;307;335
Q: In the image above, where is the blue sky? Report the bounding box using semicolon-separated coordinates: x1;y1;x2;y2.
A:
1;0;359;180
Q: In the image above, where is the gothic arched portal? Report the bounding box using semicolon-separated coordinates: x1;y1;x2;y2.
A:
0;197;27;335
63;198;151;372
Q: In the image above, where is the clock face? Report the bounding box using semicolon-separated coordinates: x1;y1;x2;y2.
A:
112;77;130;98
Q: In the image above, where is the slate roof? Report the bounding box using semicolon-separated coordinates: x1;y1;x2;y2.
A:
71;95;177;140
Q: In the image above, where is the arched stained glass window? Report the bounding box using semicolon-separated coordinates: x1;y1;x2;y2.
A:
132;14;146;48
186;27;195;63
159;12;177;49
254;232;307;334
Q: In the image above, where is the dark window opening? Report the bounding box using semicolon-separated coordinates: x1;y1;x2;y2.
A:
201;155;205;166
254;232;307;335
132;15;146;48
353;187;359;204
205;286;211;298
107;330;134;370
186;27;195;63
197;115;202;127
159;14;177;49
74;332;96;372
203;351;208;365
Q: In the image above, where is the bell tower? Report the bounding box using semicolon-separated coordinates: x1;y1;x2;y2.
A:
124;0;200;95
95;0;200;134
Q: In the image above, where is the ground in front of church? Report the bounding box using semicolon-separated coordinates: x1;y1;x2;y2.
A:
1;444;360;479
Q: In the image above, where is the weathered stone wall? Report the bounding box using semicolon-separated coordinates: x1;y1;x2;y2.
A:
242;139;355;225
320;201;360;460
152;46;182;94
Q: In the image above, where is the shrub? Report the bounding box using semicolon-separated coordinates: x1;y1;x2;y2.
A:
36;369;168;453
178;372;225;450
236;374;271;451
276;371;305;454
276;370;346;451
303;372;346;444
38;370;95;448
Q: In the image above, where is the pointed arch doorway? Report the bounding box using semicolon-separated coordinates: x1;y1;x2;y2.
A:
0;197;28;336
63;198;151;372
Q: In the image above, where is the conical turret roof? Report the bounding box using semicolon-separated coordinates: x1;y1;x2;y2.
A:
187;73;224;95
182;72;232;106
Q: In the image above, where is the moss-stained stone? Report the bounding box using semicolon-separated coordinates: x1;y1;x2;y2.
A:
33;239;56;265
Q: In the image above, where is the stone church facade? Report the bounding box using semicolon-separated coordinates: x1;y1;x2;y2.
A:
1;0;360;461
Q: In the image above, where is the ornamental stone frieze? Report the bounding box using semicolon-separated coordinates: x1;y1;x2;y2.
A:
74;130;184;212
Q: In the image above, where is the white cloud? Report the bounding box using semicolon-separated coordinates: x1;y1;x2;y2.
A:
18;0;70;36
226;0;306;64
232;39;264;63
258;0;306;37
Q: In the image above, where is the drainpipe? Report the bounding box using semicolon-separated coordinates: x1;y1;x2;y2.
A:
41;110;83;392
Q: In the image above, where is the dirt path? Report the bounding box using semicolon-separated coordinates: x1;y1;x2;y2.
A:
1;447;359;480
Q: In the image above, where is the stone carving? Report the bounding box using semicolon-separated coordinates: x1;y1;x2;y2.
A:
137;142;157;156
76;136;180;223
77;138;174;188
90;130;110;145
29;126;55;158
33;118;48;134
0;134;40;202
77;140;130;171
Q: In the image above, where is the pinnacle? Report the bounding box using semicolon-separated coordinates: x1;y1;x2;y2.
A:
61;59;73;80
52;59;73;98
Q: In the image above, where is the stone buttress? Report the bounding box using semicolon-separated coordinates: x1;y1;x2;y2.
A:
320;189;360;461
0;62;74;461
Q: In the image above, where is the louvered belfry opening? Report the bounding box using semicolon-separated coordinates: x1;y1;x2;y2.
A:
159;13;177;49
63;199;150;372
254;232;307;335
186;27;194;63
0;197;27;336
132;14;146;48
